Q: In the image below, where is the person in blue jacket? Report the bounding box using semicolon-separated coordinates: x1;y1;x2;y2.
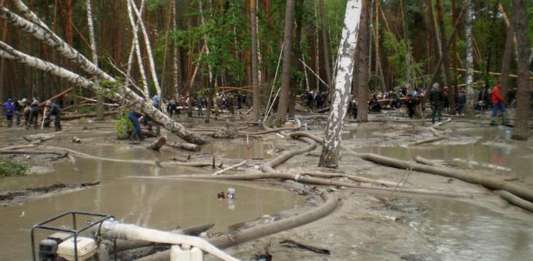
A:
2;98;14;127
128;111;145;142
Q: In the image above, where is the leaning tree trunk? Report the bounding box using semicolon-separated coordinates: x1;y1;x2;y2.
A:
127;0;150;100
511;0;531;140
130;0;162;99
275;0;296;125
250;0;260;122
464;0;475;117
356;0;370;123
86;0;104;121
437;0;456;112
0;4;205;144
319;0;362;168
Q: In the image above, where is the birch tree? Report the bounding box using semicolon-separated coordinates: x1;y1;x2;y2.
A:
464;0;475;116
127;0;150;100
511;0;531;140
275;0;296;125
250;0;260;122
86;0;104;121
0;3;205;144
319;0;362;168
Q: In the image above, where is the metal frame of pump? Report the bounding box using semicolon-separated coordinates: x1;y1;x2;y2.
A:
30;211;117;261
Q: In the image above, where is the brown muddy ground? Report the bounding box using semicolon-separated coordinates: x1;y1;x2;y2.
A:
1;110;533;261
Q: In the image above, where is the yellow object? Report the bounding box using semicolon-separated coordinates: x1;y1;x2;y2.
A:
284;122;294;128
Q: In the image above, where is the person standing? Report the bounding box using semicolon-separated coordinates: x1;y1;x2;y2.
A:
44;101;62;131
405;94;416;119
2;99;14;127
14;98;27;127
152;94;160;110
429;83;444;124
490;82;509;126
167;98;179;118
27;100;42;130
456;90;467;115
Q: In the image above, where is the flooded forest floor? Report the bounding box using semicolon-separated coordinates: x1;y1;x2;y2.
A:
1;108;533;261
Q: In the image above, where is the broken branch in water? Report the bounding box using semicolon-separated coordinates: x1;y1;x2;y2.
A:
279;239;331;255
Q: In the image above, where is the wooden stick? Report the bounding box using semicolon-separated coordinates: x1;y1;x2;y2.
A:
212;160;247;176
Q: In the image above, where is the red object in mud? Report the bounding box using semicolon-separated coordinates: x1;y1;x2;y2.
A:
217;192;225;199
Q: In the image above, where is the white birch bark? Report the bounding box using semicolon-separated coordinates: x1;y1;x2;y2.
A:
464;0;475;116
86;0;104;120
0;6;205;144
130;0;162;99
127;0;150;100
319;0;362;167
172;0;180;99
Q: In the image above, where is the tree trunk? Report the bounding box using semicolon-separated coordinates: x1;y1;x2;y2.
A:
511;0;531;140
86;0;104;121
357;0;370;123
500;24;514;100
275;0;295;125
0;4;205;144
319;0;362;168
464;0;475;116
127;0;150;100
130;0;162;99
172;0;182;99
436;0;456;112
250;0;260;122
319;0;332;91
289;0;304;118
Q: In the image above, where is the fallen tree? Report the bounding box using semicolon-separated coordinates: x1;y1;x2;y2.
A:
0;5;206;145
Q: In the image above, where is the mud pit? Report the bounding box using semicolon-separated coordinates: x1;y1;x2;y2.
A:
1;114;533;261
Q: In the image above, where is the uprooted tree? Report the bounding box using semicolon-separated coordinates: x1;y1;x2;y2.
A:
0;2;205;145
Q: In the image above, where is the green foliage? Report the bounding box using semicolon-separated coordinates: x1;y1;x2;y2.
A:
382;31;424;87
114;110;134;140
0;158;28;177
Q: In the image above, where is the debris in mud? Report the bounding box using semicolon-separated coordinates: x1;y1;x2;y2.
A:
279;239;331;255
0;182;100;206
212;120;239;139
401;253;440;261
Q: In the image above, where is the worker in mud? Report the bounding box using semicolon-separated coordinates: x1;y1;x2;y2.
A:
196;96;204;116
349;96;358;120
227;93;235;114
456;89;467;115
490;82;509;126
26;100;42;130
128;111;145;142
167;97;179;118
429;83;444;124
14;98;27;127
2;98;14;127
405;94;416;119
44;100;62;132
152;94;160;110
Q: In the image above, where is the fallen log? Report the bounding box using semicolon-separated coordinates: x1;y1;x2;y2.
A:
495;190;533;213
240;126;301;136
290;131;533;205
0;150;65;156
213;161;247;176
39;146;212;168
22;133;56;144
38;87;74;107
279;239;330;255
165;142;200;152
415;156;435;166
147;136;167;151
61;111;119;121
301;171;399;187
0;144;37;151
452;158;512;172
410;136;446;146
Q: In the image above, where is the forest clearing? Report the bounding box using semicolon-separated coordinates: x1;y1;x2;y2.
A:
1;0;533;261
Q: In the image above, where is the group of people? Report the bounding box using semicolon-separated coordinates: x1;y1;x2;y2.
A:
2;98;62;131
302;91;329;110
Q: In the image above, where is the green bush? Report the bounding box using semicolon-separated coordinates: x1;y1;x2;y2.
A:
0;158;28;177
115;113;133;139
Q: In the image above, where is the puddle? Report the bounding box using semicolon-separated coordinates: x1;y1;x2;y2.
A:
204;139;274;159
410;198;533;261
354;142;533;179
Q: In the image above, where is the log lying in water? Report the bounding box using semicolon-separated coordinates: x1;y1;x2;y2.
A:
147;136;167;151
165;142;200;152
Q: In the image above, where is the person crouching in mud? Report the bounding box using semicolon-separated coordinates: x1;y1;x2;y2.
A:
128;111;145;142
44;101;62;131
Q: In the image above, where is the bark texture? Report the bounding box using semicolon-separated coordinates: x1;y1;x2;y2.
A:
275;0;295;125
251;0;260;122
464;0;475;116
356;0;370;123
511;0;531;140
319;0;362;167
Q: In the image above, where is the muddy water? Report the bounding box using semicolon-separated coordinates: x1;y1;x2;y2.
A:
410;198;533;261
353;127;533;179
0;127;303;261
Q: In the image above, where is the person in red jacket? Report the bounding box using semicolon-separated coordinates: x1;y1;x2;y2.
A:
490;82;509;126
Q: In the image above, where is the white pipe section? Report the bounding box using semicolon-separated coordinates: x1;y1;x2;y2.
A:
99;221;239;261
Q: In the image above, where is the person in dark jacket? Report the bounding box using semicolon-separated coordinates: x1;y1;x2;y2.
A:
128;111;145;142
456;90;467;115
2;98;14;127
429;83;444;124
26;101;42;130
44;101;62;131
405;94;416;119
167;98;179;118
